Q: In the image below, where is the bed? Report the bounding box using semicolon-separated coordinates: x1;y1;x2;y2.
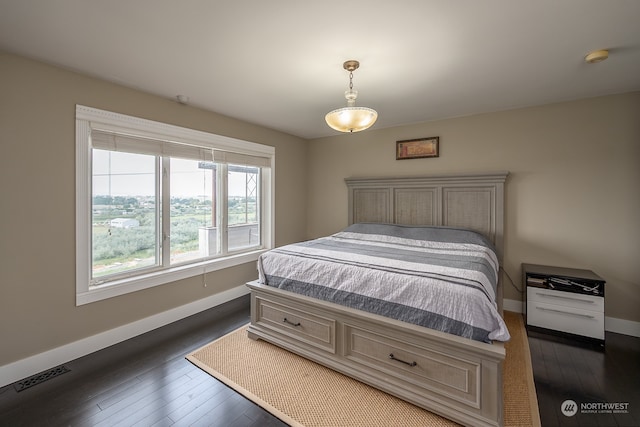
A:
247;172;509;427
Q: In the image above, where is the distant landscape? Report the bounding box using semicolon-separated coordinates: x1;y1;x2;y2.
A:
92;195;257;278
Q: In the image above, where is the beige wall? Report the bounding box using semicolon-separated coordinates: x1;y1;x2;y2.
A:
0;53;308;365
307;92;640;323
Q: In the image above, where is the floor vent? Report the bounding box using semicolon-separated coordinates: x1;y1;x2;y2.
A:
14;365;71;392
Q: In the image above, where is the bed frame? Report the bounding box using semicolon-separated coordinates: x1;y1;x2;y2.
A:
247;172;509;427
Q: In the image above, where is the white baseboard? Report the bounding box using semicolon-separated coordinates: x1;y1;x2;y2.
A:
504;298;640;338
0;285;250;389
504;298;524;313
605;316;640;338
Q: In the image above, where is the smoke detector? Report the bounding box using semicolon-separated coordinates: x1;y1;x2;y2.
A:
585;49;609;64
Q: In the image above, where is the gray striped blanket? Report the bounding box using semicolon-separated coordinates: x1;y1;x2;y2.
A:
258;223;510;343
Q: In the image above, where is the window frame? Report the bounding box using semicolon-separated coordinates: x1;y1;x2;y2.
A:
76;105;274;306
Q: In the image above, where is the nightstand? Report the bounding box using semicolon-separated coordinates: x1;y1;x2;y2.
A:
523;263;605;346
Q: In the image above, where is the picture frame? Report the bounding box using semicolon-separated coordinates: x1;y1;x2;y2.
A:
396;137;439;160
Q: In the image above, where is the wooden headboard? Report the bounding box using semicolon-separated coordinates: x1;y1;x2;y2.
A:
345;172;508;262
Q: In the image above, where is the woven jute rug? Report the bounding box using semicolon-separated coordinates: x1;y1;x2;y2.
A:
187;311;540;427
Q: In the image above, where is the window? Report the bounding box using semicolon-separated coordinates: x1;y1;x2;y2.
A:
76;105;274;305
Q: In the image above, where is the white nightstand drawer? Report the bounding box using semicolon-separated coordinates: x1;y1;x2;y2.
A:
527;287;603;312
527;299;604;339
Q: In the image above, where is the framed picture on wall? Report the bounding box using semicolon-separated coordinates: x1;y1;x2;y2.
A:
396;137;439;160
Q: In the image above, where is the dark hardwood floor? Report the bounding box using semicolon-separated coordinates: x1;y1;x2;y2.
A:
529;329;640;427
1;298;638;426
0;295;286;427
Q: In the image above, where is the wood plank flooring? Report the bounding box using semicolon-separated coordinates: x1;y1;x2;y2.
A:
0;295;286;427
1;297;638;426
529;330;640;427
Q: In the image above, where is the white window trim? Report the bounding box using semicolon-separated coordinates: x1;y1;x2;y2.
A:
75;105;275;306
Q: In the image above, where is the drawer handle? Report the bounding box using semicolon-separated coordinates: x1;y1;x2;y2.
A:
389;353;417;367
283;317;301;327
536;306;596;319
536;292;595;303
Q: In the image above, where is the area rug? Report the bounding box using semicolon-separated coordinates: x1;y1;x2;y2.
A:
187;311;540;427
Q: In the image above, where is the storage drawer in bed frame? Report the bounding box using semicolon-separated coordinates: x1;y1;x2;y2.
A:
247;281;505;427
253;295;337;353
343;323;481;408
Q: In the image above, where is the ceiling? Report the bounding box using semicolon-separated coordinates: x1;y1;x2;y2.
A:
1;1;639;139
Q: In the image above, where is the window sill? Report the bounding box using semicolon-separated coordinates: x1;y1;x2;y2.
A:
76;249;265;306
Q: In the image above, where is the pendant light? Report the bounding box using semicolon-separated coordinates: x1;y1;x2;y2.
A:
325;60;378;133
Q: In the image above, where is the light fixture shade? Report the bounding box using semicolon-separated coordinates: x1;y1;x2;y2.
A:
325;107;378;133
324;107;378;132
